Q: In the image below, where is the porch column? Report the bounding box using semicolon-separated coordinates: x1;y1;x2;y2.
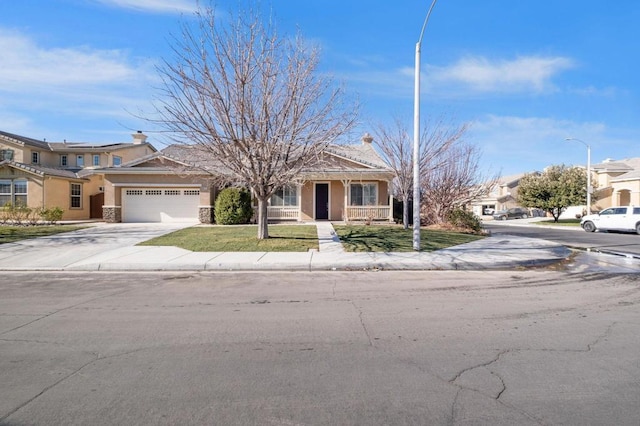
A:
341;180;351;222
388;181;394;223
297;182;303;222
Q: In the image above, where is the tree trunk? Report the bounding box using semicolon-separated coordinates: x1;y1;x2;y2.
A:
256;197;269;239
402;194;410;230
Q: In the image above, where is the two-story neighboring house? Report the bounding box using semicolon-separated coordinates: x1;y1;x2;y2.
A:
591;157;640;209
0;130;156;220
471;173;534;216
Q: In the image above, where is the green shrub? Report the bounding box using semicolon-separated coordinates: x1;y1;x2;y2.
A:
41;207;65;224
446;208;482;233
0;204;65;225
214;188;253;225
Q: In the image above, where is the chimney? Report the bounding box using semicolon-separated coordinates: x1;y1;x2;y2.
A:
132;130;148;145
361;132;373;145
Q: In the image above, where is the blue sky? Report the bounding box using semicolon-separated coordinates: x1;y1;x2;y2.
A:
1;0;638;176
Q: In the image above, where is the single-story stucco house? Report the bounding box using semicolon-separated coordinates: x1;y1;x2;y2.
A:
98;133;396;223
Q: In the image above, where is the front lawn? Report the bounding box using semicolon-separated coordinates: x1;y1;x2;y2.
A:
139;225;319;252
333;225;484;252
0;225;88;244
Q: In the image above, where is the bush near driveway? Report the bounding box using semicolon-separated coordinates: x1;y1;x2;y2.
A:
214;188;253;225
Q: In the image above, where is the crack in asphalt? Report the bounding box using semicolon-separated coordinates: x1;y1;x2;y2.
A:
0;288;135;337
350;300;373;347
0;347;147;423
446;321;618;425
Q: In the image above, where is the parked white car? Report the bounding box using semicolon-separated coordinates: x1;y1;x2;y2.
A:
580;206;640;234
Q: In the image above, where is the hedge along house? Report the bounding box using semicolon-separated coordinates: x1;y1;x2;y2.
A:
98;133;396;223
0;130;156;220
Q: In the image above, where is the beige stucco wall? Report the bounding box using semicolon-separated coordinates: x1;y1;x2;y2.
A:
0;141;25;162
2;142;155;170
45;178;90;220
612;181;640;206
300;182;314;221
330;181;344;221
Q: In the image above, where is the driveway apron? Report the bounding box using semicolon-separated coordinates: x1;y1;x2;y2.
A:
0;223;194;270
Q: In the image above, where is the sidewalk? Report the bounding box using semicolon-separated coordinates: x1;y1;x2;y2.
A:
0;222;572;272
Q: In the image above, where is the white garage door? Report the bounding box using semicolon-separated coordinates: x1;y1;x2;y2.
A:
122;188;200;223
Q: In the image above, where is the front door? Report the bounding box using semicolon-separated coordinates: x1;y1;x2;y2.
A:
315;183;329;220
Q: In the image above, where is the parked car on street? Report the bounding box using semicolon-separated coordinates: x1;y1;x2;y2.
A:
492;207;529;221
580;206;640;234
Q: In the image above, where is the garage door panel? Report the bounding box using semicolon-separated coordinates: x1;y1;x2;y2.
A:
123;188;199;223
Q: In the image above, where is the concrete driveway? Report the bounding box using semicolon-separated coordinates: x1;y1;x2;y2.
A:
0;222;195;270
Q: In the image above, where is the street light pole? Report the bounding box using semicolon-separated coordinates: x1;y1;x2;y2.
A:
413;0;438;251
565;138;592;215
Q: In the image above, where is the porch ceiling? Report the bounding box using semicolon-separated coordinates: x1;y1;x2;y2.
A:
301;170;395;181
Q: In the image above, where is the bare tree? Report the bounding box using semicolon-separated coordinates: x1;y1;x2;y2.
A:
373;117;469;229
421;142;498;224
151;5;356;239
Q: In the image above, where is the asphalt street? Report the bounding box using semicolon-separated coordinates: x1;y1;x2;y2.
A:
1;270;639;425
484;220;640;257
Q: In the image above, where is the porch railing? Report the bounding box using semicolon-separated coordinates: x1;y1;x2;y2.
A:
344;206;391;221
267;206;299;220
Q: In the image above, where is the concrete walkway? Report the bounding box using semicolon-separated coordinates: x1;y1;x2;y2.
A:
0;221;576;272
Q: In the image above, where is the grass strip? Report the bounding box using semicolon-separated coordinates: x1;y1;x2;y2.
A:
0;225;88;244
139;225;319;252
333;225;484;252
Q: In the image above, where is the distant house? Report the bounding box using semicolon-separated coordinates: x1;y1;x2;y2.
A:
471;173;535;216
591;157;640;209
0;131;156;220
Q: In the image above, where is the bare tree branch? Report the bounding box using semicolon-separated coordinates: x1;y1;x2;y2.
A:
148;5;357;238
373;116;470;228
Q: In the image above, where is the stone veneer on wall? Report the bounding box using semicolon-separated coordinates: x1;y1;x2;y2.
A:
199;206;214;224
103;206;121;223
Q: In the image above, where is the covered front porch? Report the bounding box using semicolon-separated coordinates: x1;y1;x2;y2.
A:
266;176;394;223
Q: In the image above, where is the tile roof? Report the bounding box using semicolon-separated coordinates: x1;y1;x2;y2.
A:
0;130;157;153
159;142;392;173
0;160;88;179
0;130;50;150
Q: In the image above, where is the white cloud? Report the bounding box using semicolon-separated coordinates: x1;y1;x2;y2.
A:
0;28;158;138
93;0;197;14
337;54;576;101
429;55;575;94
0;29;148;91
469;115;608;175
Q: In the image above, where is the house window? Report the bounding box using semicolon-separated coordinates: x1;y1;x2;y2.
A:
1;149;14;161
93;154;100;166
31;152;39;164
76;155;84;167
271;185;298;206
350;183;377;206
0;179;28;206
0;180;11;206
113;156;122;166
60;155;68;166
70;183;82;209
